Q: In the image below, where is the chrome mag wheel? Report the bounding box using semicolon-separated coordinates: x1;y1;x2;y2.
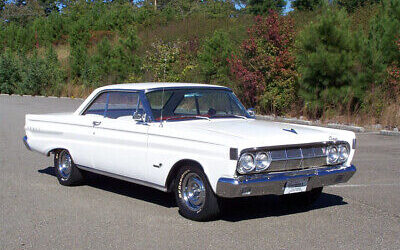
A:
181;172;206;212
58;150;72;180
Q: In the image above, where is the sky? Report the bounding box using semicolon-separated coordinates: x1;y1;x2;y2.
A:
284;0;294;13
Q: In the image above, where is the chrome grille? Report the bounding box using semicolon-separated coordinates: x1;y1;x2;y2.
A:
268;146;327;172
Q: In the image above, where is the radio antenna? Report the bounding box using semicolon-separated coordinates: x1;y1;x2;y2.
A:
159;85;165;127
160;57;167;127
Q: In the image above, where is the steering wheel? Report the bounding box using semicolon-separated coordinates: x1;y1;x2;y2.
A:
208;108;217;116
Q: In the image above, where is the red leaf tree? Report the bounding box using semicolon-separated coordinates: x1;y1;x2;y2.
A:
229;10;297;114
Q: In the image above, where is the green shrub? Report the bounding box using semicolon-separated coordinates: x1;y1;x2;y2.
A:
0;50;21;94
16;48;65;96
84;27;142;87
0;23;35;52
143;40;181;82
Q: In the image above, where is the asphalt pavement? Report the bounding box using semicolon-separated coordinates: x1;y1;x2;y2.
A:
0;95;399;249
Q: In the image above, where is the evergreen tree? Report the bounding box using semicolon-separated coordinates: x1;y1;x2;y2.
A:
247;0;287;14
198;30;233;85
296;7;357;115
336;0;381;12
292;0;321;11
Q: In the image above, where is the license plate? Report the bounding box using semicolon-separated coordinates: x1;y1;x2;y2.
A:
284;178;308;194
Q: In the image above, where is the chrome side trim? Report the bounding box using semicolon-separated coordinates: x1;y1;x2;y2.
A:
76;165;167;192
217;164;356;198
22;136;31;151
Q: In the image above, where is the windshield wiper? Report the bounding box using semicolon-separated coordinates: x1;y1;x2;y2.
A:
164;115;211;122
230;115;248;120
213;114;247;120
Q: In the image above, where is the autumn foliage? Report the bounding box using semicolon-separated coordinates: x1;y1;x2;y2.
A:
229;11;297;114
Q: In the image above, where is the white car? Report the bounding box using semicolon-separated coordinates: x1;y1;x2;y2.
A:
23;83;357;221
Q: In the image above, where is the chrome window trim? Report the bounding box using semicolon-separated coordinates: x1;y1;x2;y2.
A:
144;86;231;94
79;89;155;122
144;87;254;121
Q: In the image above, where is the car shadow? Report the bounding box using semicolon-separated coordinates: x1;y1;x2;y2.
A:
38;166;347;221
219;193;347;222
38;166;176;208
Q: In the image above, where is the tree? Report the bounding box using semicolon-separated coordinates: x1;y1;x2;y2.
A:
38;0;61;14
1;0;44;24
296;7;357;115
367;0;400;99
229;11;297;114
247;0;286;15
336;0;381;12
198;30;233;85
292;0;321;11
369;0;400;67
0;0;5;12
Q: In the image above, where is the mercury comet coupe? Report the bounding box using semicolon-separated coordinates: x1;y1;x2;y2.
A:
23;83;356;221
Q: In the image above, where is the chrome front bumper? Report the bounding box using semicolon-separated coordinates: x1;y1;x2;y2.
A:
23;136;31;151
216;164;356;198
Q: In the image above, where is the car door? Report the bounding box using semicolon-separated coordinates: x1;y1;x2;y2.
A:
91;91;149;180
77;91;108;168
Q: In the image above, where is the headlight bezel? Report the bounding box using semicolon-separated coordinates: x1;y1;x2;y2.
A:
326;143;350;165
237;151;272;174
237;153;256;174
326;145;339;164
254;151;272;172
337;144;350;163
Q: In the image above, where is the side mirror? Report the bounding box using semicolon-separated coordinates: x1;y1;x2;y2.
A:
247;108;255;118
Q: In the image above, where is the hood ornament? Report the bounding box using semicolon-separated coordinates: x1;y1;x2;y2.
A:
283;128;297;134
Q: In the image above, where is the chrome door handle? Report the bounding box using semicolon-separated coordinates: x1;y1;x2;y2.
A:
92;121;101;126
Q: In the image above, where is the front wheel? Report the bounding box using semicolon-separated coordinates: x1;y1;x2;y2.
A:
174;166;220;221
54;149;84;186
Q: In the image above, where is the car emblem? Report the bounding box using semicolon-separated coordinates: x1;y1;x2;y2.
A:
283;128;297;134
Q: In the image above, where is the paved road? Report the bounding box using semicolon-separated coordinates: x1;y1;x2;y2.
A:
1;95;399;249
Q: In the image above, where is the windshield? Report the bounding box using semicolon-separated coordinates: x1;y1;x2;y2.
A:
146;88;249;121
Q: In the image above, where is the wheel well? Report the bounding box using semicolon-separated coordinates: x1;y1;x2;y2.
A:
165;159;204;192
47;148;65;156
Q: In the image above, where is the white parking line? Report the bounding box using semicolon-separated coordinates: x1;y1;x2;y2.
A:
331;183;400;188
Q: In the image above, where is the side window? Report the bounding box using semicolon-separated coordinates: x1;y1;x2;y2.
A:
105;92;143;119
198;91;231;115
82;92;108;116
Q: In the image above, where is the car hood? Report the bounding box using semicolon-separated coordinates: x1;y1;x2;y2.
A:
160;119;353;149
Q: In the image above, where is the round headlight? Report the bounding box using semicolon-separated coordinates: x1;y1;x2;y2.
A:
338;144;349;163
255;152;272;171
237;153;255;174
327;145;339;164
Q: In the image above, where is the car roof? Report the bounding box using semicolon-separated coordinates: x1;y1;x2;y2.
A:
96;82;230;92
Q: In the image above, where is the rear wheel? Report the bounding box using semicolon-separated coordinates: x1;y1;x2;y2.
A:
54;149;84;186
174;166;220;221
